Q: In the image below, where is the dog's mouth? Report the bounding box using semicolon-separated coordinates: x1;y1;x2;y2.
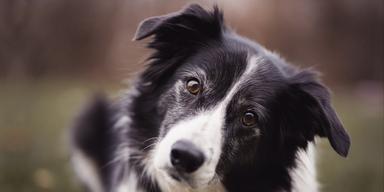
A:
161;167;217;189
159;168;199;189
164;168;194;187
168;171;182;182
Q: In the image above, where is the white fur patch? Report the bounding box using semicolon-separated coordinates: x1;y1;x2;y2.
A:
72;150;103;192
115;115;130;130
116;171;145;192
290;143;319;192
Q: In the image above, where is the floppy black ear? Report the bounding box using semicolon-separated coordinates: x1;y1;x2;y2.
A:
133;4;224;51
290;70;351;157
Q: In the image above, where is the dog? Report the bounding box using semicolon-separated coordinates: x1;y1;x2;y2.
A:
70;4;350;192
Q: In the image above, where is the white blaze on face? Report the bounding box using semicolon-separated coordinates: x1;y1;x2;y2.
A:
151;56;262;189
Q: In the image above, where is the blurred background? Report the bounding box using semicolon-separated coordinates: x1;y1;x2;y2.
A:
0;0;382;191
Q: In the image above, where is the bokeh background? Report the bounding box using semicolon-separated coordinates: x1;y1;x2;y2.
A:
0;0;382;191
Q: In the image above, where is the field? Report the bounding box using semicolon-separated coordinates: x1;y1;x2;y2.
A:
0;80;382;192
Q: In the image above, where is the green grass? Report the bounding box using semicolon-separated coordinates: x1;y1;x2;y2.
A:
0;80;382;192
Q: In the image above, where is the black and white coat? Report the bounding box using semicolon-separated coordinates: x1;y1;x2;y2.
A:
71;4;350;192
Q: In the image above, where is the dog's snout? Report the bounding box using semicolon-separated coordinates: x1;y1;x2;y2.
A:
170;140;205;173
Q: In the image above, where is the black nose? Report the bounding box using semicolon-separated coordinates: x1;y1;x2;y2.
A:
170;140;205;173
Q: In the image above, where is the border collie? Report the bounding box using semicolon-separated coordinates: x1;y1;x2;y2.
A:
70;4;350;192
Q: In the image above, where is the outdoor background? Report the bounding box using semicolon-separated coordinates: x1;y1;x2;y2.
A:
0;0;382;191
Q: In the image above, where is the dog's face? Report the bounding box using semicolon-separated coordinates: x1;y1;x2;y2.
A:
134;4;350;190
153;45;260;187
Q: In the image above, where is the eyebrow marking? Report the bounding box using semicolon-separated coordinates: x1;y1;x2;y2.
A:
220;55;263;106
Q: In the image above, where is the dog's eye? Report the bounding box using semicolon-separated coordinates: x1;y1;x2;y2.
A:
186;78;201;95
242;111;257;127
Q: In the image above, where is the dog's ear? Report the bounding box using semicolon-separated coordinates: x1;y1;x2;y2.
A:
133;4;224;51
133;4;225;86
290;70;351;157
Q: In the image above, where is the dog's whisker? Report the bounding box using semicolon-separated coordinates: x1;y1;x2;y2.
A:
142;142;158;151
142;137;160;144
101;153;125;169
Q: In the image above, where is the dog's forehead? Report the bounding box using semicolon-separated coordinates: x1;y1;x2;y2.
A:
182;41;279;87
182;40;261;78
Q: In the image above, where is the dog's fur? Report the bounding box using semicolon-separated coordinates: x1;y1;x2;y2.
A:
70;4;350;192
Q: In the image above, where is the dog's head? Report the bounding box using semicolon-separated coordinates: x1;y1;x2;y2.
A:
134;4;350;189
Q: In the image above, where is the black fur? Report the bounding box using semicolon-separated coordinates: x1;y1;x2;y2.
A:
71;4;350;192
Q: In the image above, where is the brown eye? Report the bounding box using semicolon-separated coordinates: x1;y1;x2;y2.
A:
242;111;257;127
186;78;201;95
